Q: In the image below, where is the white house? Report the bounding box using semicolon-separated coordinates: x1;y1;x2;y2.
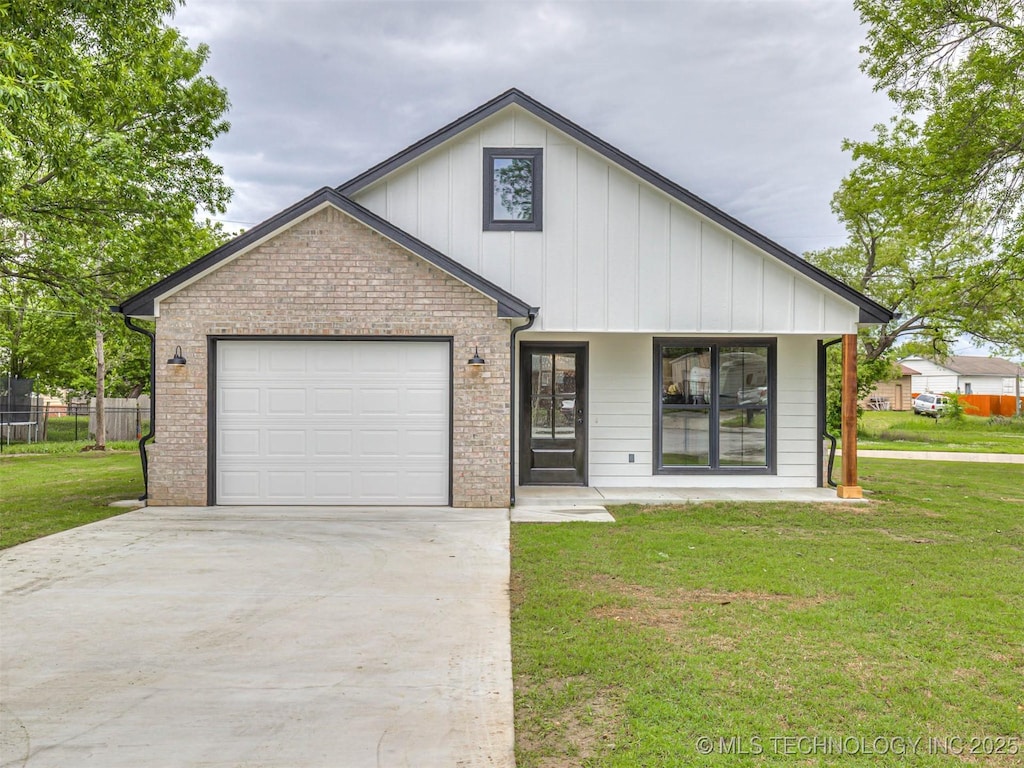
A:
901;356;1024;396
115;90;890;507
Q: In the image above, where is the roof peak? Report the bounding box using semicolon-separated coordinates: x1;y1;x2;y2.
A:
337;88;893;324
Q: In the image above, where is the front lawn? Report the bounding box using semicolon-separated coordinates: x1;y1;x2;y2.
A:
0;452;142;549
857;410;1024;453
512;458;1024;766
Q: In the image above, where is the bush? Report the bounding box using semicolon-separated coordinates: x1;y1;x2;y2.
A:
940;392;967;422
988;413;1024;431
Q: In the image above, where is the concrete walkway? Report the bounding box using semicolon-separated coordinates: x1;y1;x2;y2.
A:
0;506;514;768
853;449;1024;463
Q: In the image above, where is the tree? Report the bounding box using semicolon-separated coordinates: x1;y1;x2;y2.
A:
838;0;1024;353
807;147;1003;362
808;0;1024;404
0;0;231;443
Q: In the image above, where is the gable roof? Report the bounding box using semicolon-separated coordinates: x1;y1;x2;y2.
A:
901;355;1023;377
942;356;1023;376
114;187;533;319
899;364;920;376
338;88;894;325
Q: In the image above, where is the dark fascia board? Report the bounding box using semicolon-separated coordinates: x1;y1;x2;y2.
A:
114;186;532;319
338;88;894;325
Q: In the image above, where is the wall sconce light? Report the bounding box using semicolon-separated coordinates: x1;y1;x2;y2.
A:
167;346;187;366
467;346;486;366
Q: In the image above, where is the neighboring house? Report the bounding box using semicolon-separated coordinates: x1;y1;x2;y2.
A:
115;89;891;508
861;364;918;411
900;356;1024;396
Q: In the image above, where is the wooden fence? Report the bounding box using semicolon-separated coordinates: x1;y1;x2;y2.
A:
89;398;150;441
958;394;1022;417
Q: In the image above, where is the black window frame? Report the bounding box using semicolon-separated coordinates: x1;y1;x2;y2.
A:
483;147;543;231
653;337;777;474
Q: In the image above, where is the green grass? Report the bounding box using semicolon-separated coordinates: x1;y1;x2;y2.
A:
857;410;1024;453
0;452;143;549
1;414;145;455
511;458;1024;766
0;415;149;455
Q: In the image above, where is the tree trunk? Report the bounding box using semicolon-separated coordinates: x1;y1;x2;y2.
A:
94;328;106;450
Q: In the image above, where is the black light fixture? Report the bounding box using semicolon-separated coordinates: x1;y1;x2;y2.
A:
467;346;486;366
167;346;187;366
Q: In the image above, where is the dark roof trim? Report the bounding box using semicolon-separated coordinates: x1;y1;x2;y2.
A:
339;88;894;325
114;187;532;319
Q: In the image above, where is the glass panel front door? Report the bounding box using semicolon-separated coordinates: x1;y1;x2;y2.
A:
521;344;586;485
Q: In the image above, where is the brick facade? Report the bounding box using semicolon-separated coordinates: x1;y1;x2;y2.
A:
150;205;512;507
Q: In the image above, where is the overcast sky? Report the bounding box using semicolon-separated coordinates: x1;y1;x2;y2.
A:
173;0;895;256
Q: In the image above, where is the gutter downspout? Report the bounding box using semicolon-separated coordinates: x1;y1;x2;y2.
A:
509;309;539;507
122;315;156;501
819;337;843;489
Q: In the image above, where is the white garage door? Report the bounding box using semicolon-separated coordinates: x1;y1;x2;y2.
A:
216;340;450;505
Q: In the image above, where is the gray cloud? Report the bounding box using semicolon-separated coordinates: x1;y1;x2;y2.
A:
176;0;892;252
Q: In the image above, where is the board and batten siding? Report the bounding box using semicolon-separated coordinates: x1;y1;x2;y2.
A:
351;107;861;336
516;333;820;488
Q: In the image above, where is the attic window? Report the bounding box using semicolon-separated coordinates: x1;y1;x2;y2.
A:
484;148;542;231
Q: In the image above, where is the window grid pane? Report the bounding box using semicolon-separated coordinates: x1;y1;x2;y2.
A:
718;408;767;467
661;409;710;466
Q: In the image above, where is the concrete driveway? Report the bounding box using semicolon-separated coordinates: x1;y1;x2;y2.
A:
1;506;514;767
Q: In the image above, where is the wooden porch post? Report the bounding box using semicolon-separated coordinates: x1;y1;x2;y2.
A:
837;333;863;499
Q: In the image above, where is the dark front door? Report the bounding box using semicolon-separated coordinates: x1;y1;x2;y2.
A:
520;344;587;485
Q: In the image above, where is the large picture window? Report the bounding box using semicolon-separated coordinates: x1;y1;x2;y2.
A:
654;339;775;473
483;148;543;231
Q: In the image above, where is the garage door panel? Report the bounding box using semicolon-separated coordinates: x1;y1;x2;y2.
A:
360;429;399;457
407;388;447;415
359;471;402;499
217;340;449;505
360;388;400;415
406;343;449;372
357;344;402;373
313;388;353;414
403;471;447;498
220;345;261;373
221;387;260;415
267;346;307;372
267;388;306;415
220;429;261;457
220;470;261;499
313;430;353;456
265;429;306;456
406;429;446;457
311;345;355;373
266;471;306;498
312;471;353;498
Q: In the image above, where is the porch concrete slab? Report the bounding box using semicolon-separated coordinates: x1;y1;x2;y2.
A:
0;506;513;768
515;485;858;508
514;486;606;502
510;506;616;523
